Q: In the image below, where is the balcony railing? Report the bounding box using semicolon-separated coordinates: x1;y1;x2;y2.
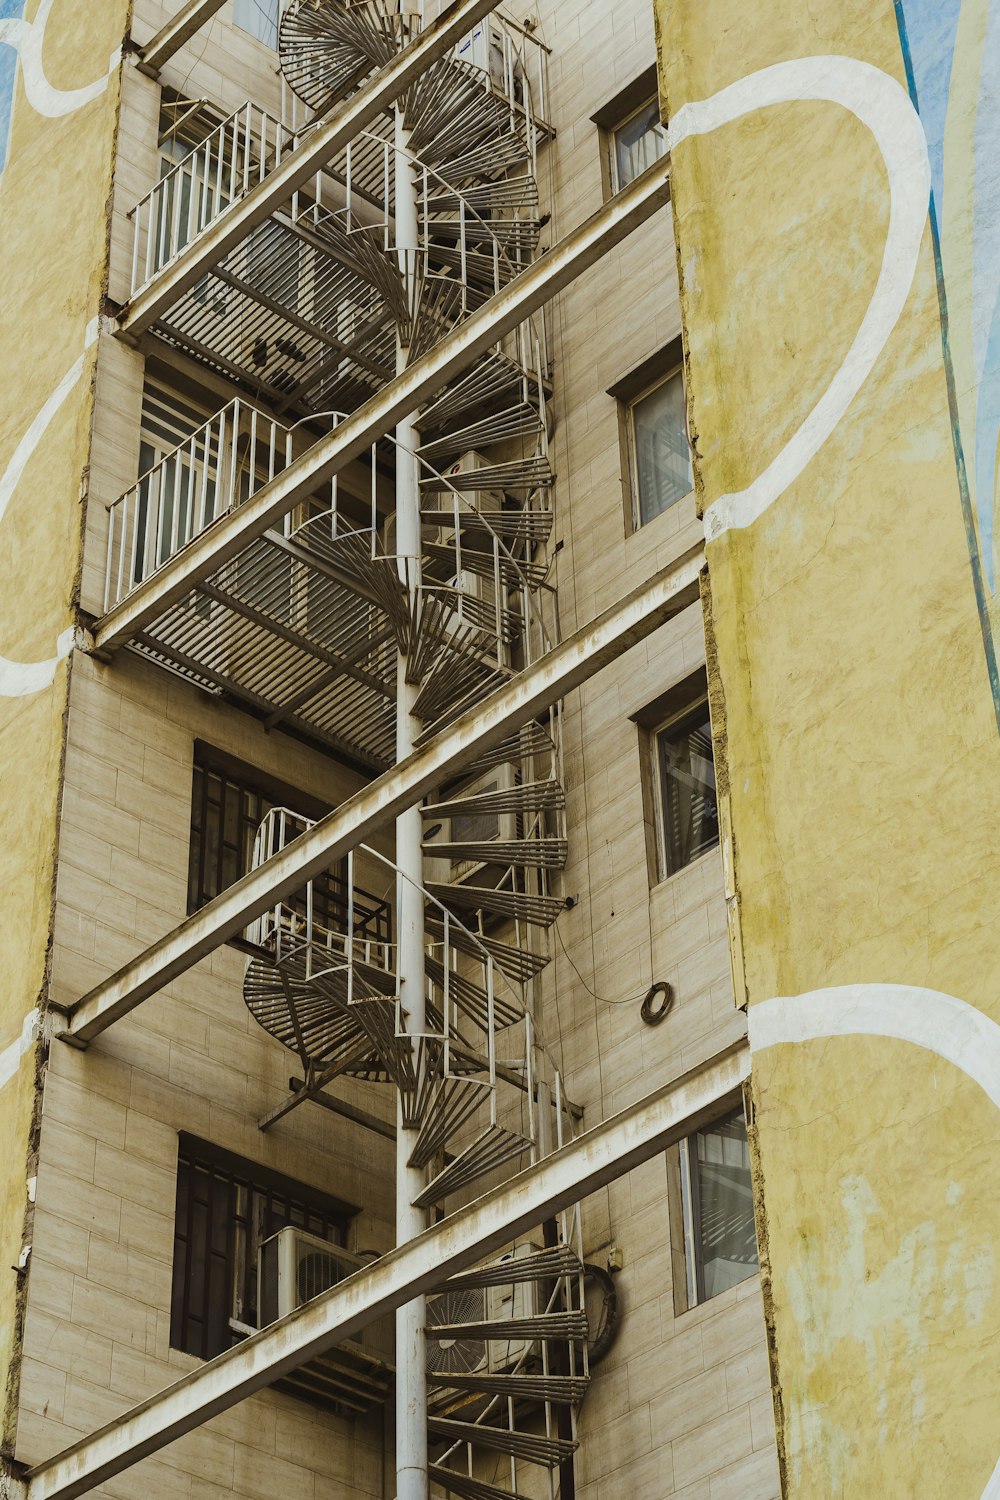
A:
246;806;394;963
130;103;298;297
104;399;321;612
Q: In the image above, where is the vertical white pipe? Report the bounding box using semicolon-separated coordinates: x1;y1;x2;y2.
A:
393;91;429;1500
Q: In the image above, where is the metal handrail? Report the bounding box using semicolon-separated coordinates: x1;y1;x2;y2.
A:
129;103;298;296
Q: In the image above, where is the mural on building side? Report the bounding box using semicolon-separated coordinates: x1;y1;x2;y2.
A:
0;0;128;1454
658;0;1000;1494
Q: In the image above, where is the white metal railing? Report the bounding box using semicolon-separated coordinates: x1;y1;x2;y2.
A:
104;400;313;611
246;809;395;972
130;103;298;296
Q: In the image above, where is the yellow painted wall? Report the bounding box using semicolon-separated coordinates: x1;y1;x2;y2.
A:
657;0;1000;1493
0;0;130;1449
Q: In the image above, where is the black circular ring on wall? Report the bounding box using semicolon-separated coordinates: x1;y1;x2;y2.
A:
640;981;674;1027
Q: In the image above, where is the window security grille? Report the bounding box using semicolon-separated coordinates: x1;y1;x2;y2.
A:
170;1136;354;1361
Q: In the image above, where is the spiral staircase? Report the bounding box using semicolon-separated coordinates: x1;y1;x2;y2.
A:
108;2;589;1493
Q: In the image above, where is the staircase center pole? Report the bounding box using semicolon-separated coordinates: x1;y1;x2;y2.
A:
394;73;430;1500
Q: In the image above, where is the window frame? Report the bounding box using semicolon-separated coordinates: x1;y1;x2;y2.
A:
650;691;719;881
625;363;693;530
609;94;669;193
592;64;664;201
170;1134;357;1362
634;670;719;887
608;339;692;536
666;1097;759;1316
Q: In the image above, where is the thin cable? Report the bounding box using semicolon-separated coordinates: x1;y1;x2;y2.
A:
554;926;648;1008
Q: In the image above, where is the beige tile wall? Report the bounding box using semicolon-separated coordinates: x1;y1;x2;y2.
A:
19;1;779;1496
17;641;398;1495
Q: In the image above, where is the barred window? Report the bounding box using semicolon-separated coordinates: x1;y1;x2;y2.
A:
170;1136;354;1360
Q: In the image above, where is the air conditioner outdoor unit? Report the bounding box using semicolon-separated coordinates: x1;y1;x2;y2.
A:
426;1242;541;1379
454;21;521;94
444;450;503;513
257;1227;394;1366
424;760;518;884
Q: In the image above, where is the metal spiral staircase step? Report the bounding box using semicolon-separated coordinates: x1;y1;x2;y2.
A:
402;59;531;174
444;1245;583;1290
407;1076;493;1171
424;954;524;1032
412;1125;531;1210
418;404;544;463
426;779;566;821
428;1464;534;1500
347;993;420;1120
428;1417;578;1468
419;510;553;549
426;881;566;930
420;352;534;432
426;918;550;986
425;177;539;216
461;722;558;774
244;957;392;1076
412;650;511;725
428;1372;590;1405
426;1311;588;1344
421;456;553;496
423;541;548;591
422;838;568;870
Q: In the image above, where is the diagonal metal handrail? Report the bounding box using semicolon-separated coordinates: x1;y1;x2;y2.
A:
97;157;671;655
120;0;511;335
62;547;702;1046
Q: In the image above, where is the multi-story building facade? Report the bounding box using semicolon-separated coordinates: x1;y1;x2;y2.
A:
0;2;996;1500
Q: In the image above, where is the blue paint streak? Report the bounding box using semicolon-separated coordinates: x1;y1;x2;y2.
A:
894;0;1000;732
895;0;962;212
971;2;1000;590
0;0;25;176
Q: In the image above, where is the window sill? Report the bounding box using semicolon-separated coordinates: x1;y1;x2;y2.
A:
649;841;722;893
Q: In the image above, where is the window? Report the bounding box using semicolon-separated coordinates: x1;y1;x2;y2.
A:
678;1107;759;1307
593;66;668;198
653;696;719;878
627;368;692;527
170;1135;355;1360
609;343;693;533
611;96;668;190
233;0;280;48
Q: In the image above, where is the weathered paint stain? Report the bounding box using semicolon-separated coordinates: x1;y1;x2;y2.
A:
657;0;1000;1493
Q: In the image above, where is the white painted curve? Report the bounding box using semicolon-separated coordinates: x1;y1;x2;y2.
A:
0;317;100;698
0;0;119;119
668;58;932;540
750;981;1000;1499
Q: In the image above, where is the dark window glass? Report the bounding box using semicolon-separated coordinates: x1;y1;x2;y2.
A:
682;1108;759;1305
170;1137;352;1360
656;703;719;876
